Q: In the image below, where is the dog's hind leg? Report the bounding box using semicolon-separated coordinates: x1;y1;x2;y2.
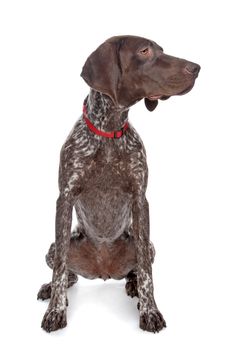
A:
37;272;78;301
37;242;78;301
125;241;155;298
125;270;138;297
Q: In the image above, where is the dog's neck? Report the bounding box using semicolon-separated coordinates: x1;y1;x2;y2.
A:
85;89;129;132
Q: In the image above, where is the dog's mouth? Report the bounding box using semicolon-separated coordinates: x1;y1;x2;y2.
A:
147;82;195;101
147;95;170;101
177;82;195;96
145;81;196;111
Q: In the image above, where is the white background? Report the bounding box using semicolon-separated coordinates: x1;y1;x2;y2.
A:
0;0;232;349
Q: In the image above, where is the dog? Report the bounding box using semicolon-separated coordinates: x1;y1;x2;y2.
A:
37;35;200;333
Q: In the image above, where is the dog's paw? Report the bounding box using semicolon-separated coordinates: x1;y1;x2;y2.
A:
125;280;138;298
139;308;166;333
37;283;52;300
41;308;67;332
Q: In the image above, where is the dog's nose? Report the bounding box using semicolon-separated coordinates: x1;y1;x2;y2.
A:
184;63;201;76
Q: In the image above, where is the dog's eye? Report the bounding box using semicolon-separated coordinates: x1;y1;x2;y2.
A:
140;47;149;55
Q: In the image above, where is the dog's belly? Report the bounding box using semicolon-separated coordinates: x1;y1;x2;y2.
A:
75;186;132;242
67;234;136;280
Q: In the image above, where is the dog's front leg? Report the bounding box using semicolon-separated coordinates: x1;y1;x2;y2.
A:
132;196;166;333
41;193;74;332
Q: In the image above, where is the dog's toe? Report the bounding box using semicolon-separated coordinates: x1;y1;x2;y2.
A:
139;308;166;333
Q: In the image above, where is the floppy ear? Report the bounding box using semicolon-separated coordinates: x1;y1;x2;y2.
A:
144;98;158;111
81;42;121;106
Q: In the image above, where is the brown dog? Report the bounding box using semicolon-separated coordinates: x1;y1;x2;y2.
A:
38;35;200;333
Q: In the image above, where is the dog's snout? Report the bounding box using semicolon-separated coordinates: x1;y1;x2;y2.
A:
184;62;201;76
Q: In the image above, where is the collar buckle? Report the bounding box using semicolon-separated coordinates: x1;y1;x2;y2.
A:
114;128;124;139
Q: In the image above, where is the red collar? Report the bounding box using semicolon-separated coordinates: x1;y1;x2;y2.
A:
83;105;129;139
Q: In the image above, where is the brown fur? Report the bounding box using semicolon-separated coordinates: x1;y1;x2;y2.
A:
38;35;200;333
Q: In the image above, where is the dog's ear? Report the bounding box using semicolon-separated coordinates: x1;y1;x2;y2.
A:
81;41;121;106
144;98;158;111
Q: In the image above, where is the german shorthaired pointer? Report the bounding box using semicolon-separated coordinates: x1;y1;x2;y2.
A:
37;35;200;333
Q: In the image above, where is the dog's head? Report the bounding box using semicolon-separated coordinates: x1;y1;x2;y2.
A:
81;35;200;111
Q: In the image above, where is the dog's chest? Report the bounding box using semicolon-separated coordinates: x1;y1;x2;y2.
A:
75;145;133;240
90;143;130;187
105;145;114;163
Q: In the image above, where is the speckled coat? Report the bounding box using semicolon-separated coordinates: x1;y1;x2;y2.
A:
37;35;200;333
